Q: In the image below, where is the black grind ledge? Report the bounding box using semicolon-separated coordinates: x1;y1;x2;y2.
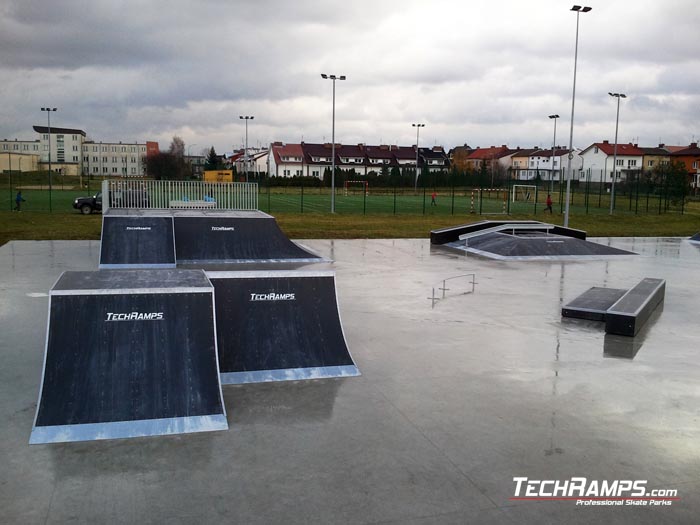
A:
562;278;665;337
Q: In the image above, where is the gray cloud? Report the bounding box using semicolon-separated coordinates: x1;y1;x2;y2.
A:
1;0;698;153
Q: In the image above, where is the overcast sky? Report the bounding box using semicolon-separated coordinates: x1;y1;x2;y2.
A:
1;0;698;155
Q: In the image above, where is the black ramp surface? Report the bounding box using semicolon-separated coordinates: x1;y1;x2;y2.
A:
690;232;700;243
562;287;628;321
451;233;635;259
174;215;321;263
209;271;360;384
30;270;227;444
100;215;175;268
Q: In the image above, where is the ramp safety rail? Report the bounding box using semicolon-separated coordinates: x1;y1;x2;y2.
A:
102;179;258;211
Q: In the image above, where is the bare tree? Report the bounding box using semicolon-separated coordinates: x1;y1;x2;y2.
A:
169;136;185;158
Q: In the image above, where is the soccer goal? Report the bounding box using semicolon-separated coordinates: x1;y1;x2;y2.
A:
511;184;537;202
344;180;369;196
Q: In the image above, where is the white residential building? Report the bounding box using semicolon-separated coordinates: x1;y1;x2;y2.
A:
578;141;644;184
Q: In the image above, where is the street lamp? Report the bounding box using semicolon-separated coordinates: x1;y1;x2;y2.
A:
548;115;560;193
412;123;425;191
239;116;254;182
563;5;592;228
321;73;346;213
41;107;57;212
608;92;626;214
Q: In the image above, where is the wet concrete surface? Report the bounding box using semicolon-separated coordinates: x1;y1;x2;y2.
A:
1;237;700;524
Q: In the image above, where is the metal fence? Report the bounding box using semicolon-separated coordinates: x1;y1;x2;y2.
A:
103;179;258;211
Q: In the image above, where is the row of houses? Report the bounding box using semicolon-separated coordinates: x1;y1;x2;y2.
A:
2;123;698;188
269;142;449;179
267;141;700;187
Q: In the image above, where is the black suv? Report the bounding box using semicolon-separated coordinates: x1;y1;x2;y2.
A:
73;192;102;215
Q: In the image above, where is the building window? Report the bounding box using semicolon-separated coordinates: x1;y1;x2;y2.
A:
112;167;118;173
693;161;699;169
93;167;99;173
33;145;38;150
628;159;637;167
131;168;136;174
103;156;108;162
112;156;117;162
72;135;77;140
83;156;89;162
616;159;623;166
23;144;28;150
103;167;108;173
648;160;653;167
594;147;599;153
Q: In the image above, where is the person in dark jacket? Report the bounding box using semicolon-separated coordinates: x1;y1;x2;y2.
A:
14;191;26;211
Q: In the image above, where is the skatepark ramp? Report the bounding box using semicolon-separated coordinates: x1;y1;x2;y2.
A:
431;220;635;260
30;269;228;444
99;209;325;268
690;232;700;243
99;214;176;269
206;270;360;384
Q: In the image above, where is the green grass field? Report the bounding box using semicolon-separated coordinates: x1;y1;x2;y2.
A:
1;184;698;247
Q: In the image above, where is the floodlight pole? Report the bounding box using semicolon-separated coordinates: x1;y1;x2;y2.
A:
239;116;254;182
548;115;560;193
564;5;592;227
41;107;57;212
412;123;425;192
608;93;626;214
321;73;345;213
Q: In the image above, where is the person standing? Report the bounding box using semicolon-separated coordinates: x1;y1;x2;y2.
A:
14;191;26;212
544;193;553;213
431;191;437;206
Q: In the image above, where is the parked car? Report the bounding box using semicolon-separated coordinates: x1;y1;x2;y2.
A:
73;192;102;215
108;188;150;208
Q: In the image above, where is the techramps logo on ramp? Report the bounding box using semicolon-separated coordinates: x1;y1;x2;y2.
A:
125;226;152;231
211;226;235;231
105;312;164;321
249;292;296;302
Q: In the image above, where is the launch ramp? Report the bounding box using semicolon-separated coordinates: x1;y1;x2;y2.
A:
30;269;228;444
206;270;360;384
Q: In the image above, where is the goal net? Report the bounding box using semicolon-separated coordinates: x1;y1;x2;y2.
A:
344;180;369;196
511;184;537;202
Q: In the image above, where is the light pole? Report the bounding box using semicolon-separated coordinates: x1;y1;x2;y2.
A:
8;152;12;211
563;5;592;228
41;107;57;212
321;73;346;213
239;116;254;182
187;143;197;178
548;114;560;193
412;123;425;191
608;92;626;214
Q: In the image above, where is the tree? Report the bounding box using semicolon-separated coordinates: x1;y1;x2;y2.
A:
169;136;185;158
205;146;221;171
145;152;188;180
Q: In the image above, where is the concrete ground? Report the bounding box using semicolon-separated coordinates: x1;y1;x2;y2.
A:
1;236;699;524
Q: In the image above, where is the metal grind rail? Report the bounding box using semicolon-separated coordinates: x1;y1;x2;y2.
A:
429;273;477;308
